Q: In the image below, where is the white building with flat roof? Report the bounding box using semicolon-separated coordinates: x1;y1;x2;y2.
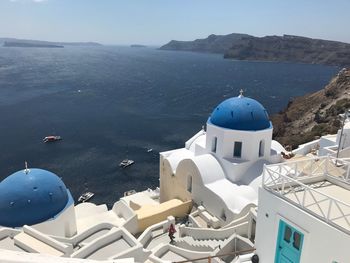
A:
255;156;350;263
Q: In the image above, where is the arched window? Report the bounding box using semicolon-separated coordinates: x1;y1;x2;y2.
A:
187;175;192;193
211;137;217;153
259;140;265;157
221;210;226;221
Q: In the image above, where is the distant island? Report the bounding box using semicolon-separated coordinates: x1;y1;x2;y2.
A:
160;33;350;67
0;38;102;48
4;41;64;48
130;44;147;48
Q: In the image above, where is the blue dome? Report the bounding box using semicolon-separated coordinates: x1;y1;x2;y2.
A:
0;168;69;227
208;96;271;131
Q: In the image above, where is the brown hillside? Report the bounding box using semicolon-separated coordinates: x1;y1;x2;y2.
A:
272;68;350;148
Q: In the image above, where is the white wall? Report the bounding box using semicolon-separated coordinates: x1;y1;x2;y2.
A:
174;156;237;221
255;187;350;263
159;149;193;203
32;203;77;237
337;123;350;150
293;139;320;156
0;249;133;263
205;123;272;161
112;201;138;234
205;123;272;183
71;227;139;259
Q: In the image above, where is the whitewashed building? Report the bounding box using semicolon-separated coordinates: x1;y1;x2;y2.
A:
160;92;285;224
255;156;350;263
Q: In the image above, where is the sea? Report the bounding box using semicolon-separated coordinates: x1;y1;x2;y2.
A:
0;46;339;206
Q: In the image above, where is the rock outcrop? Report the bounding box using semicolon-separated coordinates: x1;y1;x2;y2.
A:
224;35;350;67
160;34;350;66
159;33;251;54
271;68;350;148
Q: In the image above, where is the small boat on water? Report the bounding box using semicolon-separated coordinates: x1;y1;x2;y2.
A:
78;192;94;203
43;135;62;143
119;159;135;168
124;189;137;196
147;148;153;153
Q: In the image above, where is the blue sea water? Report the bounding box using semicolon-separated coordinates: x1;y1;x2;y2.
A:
0;46;339;205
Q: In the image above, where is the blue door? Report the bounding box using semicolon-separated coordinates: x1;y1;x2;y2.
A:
275;220;304;263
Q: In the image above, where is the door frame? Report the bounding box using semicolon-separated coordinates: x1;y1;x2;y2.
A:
274;214;308;263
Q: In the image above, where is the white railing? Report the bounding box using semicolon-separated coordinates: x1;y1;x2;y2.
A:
265;156;350;185
263;156;350;234
325;156;350;183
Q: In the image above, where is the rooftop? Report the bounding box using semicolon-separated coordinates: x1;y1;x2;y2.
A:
208;95;271;131
263;156;350;234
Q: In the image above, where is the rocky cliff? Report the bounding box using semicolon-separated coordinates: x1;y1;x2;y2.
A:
159;33;251;54
271;68;350;148
160;34;350;66
224;35;350;66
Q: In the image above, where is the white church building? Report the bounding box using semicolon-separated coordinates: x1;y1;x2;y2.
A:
159;92;285;224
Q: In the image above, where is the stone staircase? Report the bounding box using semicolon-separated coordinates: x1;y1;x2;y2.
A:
174;235;225;252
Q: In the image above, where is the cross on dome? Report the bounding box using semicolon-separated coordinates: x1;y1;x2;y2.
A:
238;89;244;98
24;161;30;175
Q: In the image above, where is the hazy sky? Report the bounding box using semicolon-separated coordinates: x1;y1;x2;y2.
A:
1;0;349;45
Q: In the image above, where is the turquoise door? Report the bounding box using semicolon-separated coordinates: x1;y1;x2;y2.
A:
275;220;304;263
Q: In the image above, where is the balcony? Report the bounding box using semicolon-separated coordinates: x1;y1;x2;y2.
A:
263;156;350;234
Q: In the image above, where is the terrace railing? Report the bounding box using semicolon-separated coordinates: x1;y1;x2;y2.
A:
263;156;350;235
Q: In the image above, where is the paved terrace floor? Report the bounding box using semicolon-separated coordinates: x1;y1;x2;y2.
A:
161;250;187;261
78;229;110;246
284;180;350;232
0;237;26;252
86;238;131;260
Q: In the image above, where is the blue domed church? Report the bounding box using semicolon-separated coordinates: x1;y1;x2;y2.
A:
0;167;76;237
209;95;271;131
159;92;285;226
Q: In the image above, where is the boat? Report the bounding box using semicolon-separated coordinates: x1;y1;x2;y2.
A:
147;148;153;152
124;189;137;196
43;135;62;143
78;192;94;203
119;159;134;168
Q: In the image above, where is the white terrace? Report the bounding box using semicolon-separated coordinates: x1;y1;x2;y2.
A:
263;156;350;235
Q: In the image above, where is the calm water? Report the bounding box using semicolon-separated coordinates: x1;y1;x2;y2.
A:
0;46;338;205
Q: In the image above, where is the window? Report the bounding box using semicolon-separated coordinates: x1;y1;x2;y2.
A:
221;210;226;221
293;232;301;250
187;175;192;193
234;141;242;158
283;226;292;243
211;137;217;153
259;140;265;157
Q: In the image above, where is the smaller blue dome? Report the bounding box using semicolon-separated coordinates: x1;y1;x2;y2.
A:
0;168;69;227
208;96;271;131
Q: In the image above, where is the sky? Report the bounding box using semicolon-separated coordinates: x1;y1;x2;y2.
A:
0;0;349;45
